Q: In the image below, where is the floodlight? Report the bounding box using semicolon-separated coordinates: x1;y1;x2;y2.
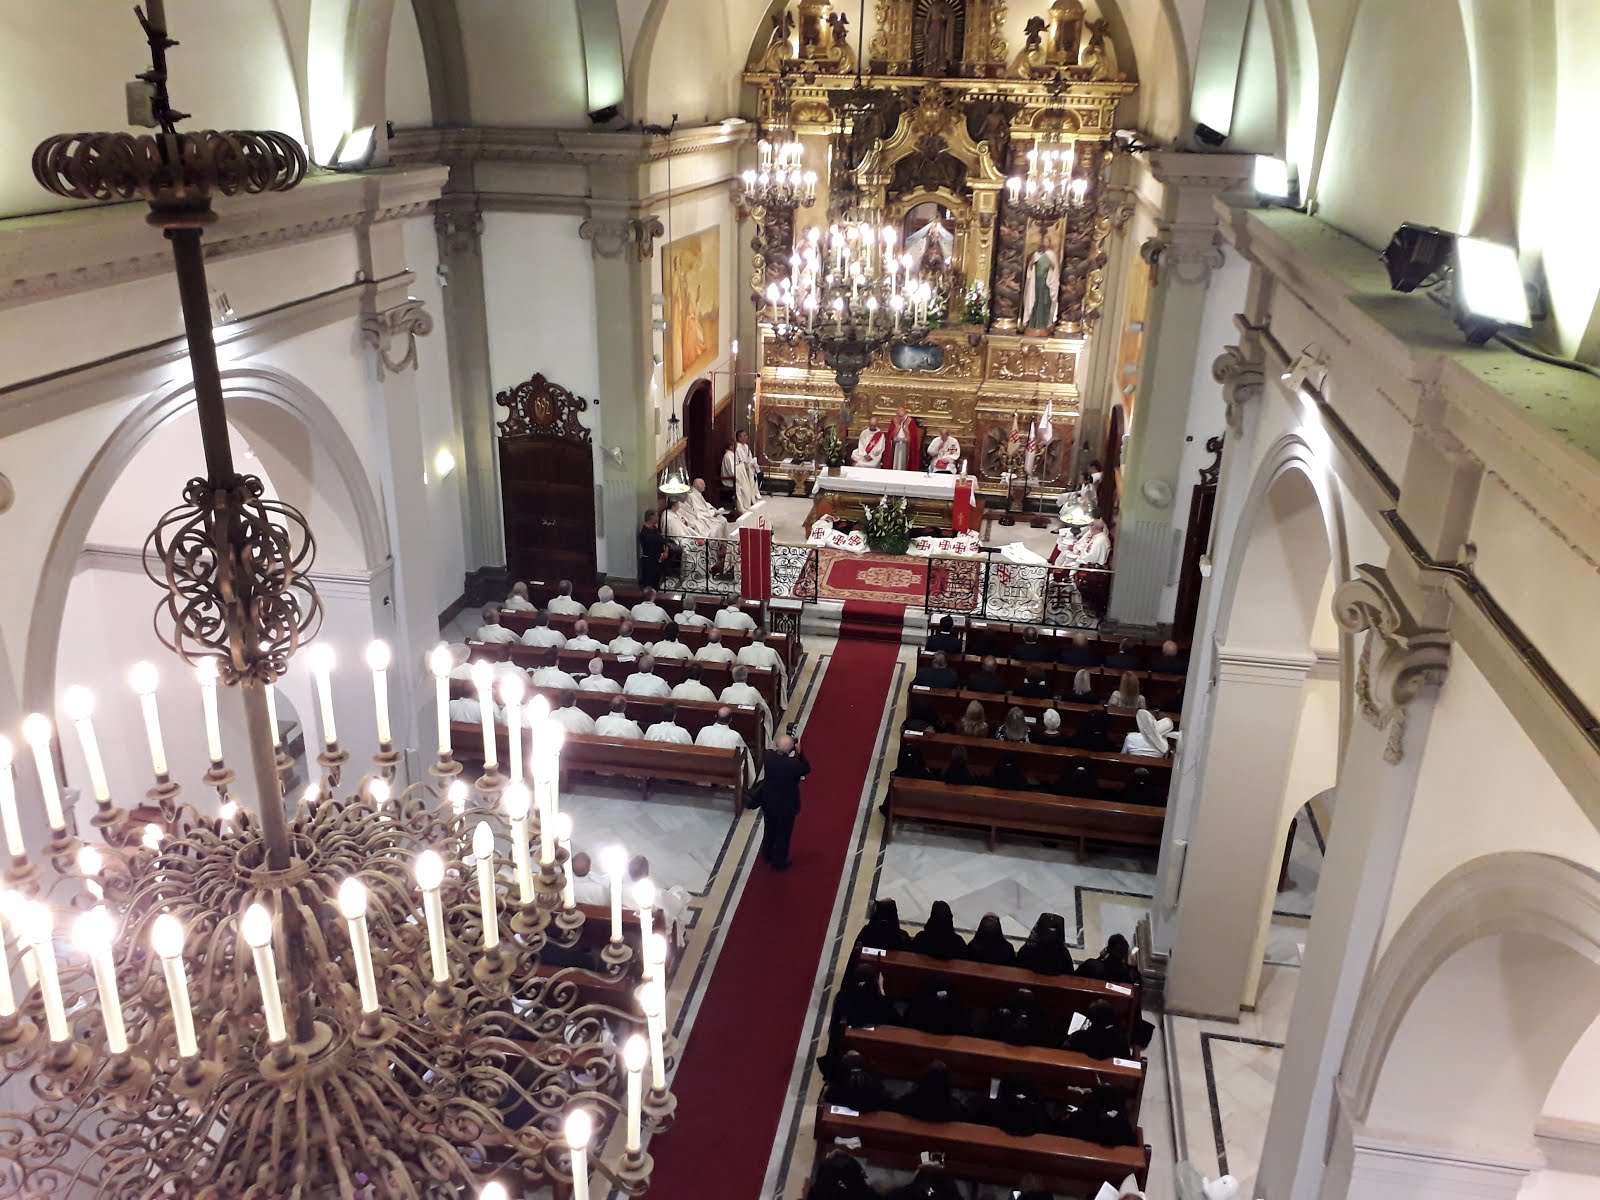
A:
1380;223;1453;292
1252;156;1296;206
1451;236;1531;344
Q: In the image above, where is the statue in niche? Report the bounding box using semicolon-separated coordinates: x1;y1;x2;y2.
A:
1023;248;1060;331
921;0;958;76
1051;0;1084;63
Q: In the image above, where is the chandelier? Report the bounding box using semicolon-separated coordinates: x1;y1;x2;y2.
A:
0;7;676;1197
1005;141;1090;222
735;132;817;213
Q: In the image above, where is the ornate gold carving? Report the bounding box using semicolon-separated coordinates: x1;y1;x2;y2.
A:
991;342;1078;383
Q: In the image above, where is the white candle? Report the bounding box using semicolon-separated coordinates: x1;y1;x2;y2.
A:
645;932;668;987
555;812;575;909
447;779;468;817
366;641;393;746
0;904;14;1018
499;673;525;782
73;906;127;1053
151;913;197;1057
640;980;667;1090
429;644;453;757
20;902;67;1042
78;845;104;900
195;659;223;763
601;846;627;943
63;687;111;800
20;715;64;831
565;1109;593;1200
416;850;449;984
308;645;338;747
472;821;499;950
634;879;657;976
470;660;497;770
129;662;168;778
623;1034;647;1152
0;737;25;857
240;903;287;1044
338;879;379;1013
265;680;282;748
504;785;534;904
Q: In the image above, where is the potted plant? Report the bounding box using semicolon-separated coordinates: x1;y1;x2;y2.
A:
863;495;913;555
824;427;847;475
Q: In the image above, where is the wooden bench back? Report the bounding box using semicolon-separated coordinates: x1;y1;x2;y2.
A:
902;731;1172;788
448;686;762;754
954;617;1187;670
465;643;779;715
916;652;1184;712
886;777;1166;853
907;686;1165;740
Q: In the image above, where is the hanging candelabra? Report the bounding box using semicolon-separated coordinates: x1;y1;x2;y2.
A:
0;6;676;1197
735;132;817;213
1005;141;1091;222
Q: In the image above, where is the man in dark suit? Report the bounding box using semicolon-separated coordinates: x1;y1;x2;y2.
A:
911;652;959;690
1057;632;1101;668
759;734;811;870
637;509;666;588
1155;639;1189;676
925;614;964;654
966;655;1007;694
1013;626;1051;662
1103;638;1142;671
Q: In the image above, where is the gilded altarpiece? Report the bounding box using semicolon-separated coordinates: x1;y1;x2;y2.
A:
746;0;1135;498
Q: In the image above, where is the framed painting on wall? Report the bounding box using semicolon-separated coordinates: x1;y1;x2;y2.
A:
664;225;721;390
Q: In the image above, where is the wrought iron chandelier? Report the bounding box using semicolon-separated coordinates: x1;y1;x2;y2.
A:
1005;140;1091;222
735;133;817;213
0;6;675;1197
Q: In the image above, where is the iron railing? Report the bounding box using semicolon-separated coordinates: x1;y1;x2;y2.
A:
924;549;1110;630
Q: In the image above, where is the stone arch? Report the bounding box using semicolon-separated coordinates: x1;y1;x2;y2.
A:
23;366;390;713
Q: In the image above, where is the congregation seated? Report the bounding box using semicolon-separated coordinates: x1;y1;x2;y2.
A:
1155;639;1188;676
1068;668;1097;701
531;659;580;690
736;629;788;702
595;696;643;740
719;664;771;726
942;745;977;785
1057;632;1101;668
1066;1000;1132;1062
1049;763;1101;801
676;598;712;627
902;698;941;735
1107;671;1145;710
853;898;914;954
587;585;629;620
631;586;672;625
609;619;647;657
995;706;1031;744
1076;934;1140;986
991;753;1028;789
694;706;753;782
1103;640;1141;672
965;655;1007;694
623;654;671;697
549;689;596;735
648;622;693;659
1015;665;1054;698
565;620;606;653
983;986;1043;1046
1119;768;1163;806
968;913;1017;966
1035;709;1066;746
547;578;586;616
1068;710;1113;751
670;663;717;702
580;657;622;693
643;702;692;744
695;629;736;663
714;598;757;633
447;693;500;726
504;581;537;612
1013;626;1052;663
520;611;567;648
1120;718;1173;761
925;614;964;655
1016;913;1075;976
912;652;958;690
957;701;990;738
909;901;967;959
474;605;520;644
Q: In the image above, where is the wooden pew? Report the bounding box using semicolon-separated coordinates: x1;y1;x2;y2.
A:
449;726;746;813
886;776;1166;854
905;686;1168;741
901;731;1172;789
858;948;1141;1038
447;683;762;756
814;1107;1150;1196
840;1025;1145;1107
956;618;1188;672
497;610;791;663
914;652;1185;713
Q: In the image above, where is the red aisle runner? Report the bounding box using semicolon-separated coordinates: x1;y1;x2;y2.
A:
646;638;900;1200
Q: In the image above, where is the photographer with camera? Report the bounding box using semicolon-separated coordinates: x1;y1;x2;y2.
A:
758;726;810;872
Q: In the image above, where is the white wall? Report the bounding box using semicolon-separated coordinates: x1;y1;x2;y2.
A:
458;0;590;126
385;0;434;127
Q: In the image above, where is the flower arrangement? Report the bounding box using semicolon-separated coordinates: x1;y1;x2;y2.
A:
824;427;847;469
962;279;989;326
863;494;913;554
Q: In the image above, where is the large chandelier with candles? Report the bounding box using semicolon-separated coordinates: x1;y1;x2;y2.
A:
735;131;817;213
0;6;675;1198
1005;140;1091;222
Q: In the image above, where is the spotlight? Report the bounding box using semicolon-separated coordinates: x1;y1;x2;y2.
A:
1451;236;1531;344
1380;223;1453;292
1194;123;1228;148
588;104;620;125
1252;156;1298;207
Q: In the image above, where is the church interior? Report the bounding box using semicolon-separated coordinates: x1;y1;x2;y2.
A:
1;1;1598;1198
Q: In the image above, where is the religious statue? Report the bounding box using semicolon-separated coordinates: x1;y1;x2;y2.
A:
919;0;958;77
1080;19;1119;80
1051;0;1085;64
758;10;796;70
888;407;921;471
1022;247;1061;331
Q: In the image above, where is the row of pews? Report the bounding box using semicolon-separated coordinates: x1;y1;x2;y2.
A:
915;651;1185;712
941;618;1188;674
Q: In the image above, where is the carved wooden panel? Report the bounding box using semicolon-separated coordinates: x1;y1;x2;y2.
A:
496;373;597;584
495;373;593;444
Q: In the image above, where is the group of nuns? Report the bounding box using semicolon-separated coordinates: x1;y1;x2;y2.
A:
811;1151;1084;1200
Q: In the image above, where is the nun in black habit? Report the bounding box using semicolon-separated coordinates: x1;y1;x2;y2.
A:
966;912;1018;967
809;1150;879;1200
1016;912;1075;975
910;900;968;959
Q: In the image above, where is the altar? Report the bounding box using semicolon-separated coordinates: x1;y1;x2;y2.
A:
806;466;959;528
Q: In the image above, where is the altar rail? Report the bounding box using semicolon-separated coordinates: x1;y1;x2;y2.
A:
663;536;820;603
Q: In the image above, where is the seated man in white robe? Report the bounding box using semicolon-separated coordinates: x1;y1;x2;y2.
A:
647;622;693;660
504;581;537;612
549;689;596;736
718;665;772;732
643;702;694;745
675;599;712;628
662;497;697;541
713;599;758;633
578;658;622;694
531;661;579;690
565;620;606;654
695;706;754;783
587;585;629;620
520;612;567;649
736;629;788;705
568;851;611;905
670;664;717;703
850;417;887;467
1078;518;1112;566
683;478;729;539
594;697;643;740
694;630;736;664
623;654;672;698
608;620;648;658
631;587;672;625
447;695;499;726
926;429;961;472
448;655;479;683
474;605;520;644
547;580;586;617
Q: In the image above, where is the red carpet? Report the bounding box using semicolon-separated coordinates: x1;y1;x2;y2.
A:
839;599;907;644
647;639;900;1200
819;549;931;603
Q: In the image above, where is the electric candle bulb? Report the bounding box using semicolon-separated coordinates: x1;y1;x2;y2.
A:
73;906;127;1053
601;845;627;943
646;931;668;981
338;878;379;1014
219;799;239;823
143;823;163;852
307;644;338;747
241;904;287;1043
448;779;468;817
504;783;534;904
368;777;391;808
77;845;104;900
565;1109;594;1200
429;643;454;757
416;850;449;984
480;1186;509;1200
473;821;499;950
634;878;657;972
195;659;223;763
302;782;321;811
366;640;393;746
0;891;14;1018
623;1034;647;1152
64;685;112;801
470;660;498;769
0;736;26;857
639;980;667;1090
555;811;576;909
499;673;526;781
20;901;68;1042
21;714;65;831
151;913;197;1058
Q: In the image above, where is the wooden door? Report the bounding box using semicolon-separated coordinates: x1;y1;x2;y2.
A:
1172;436;1223;642
685;380;716;500
495;374;598;586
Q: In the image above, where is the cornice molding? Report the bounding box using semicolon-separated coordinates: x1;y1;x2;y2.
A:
388;123;751;170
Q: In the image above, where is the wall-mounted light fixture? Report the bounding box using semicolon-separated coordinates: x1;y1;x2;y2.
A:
433;446;457;478
1252;156;1298;208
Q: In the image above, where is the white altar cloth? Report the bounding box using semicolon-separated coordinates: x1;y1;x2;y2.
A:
813;467;958;501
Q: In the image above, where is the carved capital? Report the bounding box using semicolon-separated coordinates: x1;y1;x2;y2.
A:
359;298;434;381
1212;343;1265;434
1333;565;1451;763
1141;228;1225;286
579;215;665;261
434;203;483;256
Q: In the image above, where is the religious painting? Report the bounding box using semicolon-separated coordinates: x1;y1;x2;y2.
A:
889;340;947;372
664;226;721;390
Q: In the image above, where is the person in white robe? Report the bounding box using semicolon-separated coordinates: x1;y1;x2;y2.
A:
565;621;606;653
927;430;961;472
1078;519;1112;566
578;658;622;694
736;630;788;705
670;665;717;702
609;620;648;657
648;624;693;659
713;600;758;633
587;586;629;620
547;581;586;616
631;588;672;625
663;498;694;540
850;417;886;467
643;704;694;744
474;606;520;644
724;431;761;512
695;706;754;784
569;851;612;905
719;665;772;732
675;600;712;628
520;613;567;649
888;408;919;471
549;690;596;735
448;696;500;726
683;479;729;539
448;656;479;684
531;663;579;690
623;655;672;698
594;699;643;741
504;582;537;612
694;631;736;664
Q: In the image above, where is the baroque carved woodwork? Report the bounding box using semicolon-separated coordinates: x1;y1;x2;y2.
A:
495;374;594;444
